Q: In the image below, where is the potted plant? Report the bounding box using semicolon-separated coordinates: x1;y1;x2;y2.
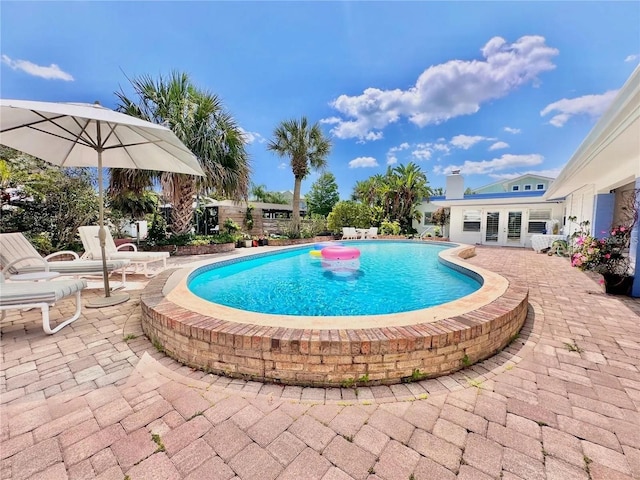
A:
571;220;635;295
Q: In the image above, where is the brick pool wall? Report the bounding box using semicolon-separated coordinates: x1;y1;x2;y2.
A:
140;246;528;386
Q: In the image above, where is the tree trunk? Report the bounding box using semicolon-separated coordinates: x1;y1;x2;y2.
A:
292;176;302;235
171;181;196;235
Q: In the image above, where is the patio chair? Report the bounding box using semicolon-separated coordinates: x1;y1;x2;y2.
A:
0;232;129;284
341;227;359;240
78;226;169;277
365;227;378;239
0;275;88;334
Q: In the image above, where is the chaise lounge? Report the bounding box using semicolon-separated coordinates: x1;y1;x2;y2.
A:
0;274;88;334
78;226;169;277
0;232;130;284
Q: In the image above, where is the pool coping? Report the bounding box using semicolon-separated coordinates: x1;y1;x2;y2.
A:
140;240;529;386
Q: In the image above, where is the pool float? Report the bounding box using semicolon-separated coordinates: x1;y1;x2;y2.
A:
320;246;360;260
309;249;322;257
314;241;343;250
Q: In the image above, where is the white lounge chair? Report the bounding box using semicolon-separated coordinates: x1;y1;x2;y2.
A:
78;226;169;277
0;275;88;334
365;227;378;239
341;227;359;240
0;232;130;284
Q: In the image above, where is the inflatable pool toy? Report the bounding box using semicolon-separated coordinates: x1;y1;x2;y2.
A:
320;246;360;260
309;249;322;257
313;241;343;250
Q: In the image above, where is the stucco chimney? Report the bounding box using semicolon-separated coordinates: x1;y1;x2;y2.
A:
446;171;464;199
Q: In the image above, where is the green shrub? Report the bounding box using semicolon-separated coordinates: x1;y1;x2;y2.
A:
327;201;372;233
380;219;401;235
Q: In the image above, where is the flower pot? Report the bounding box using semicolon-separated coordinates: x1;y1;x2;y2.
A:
252;240;258;247
603;274;633;295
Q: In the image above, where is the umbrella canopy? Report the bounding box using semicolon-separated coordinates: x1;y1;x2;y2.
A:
0;98;205;307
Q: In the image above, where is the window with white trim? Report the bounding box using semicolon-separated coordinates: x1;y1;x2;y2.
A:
524;184;532;191
536;183;545;190
528;209;552;233
463;210;481;232
423;212;433;225
512;185;520;191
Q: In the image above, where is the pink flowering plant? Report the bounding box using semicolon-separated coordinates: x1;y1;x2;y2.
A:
570;220;632;276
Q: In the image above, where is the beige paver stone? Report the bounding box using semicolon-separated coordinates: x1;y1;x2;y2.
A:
120;398;173;433
462;433;503;478
588;463;635;480
321;467;354;480
353;424;390;457
407;429;462;472
203;396;248;425
58;418;101;449
487;421;543;461
582;440;632;476
162;414;212;456
558;415;621;451
111;427;157;469
266;431;306;466
440;403;488;434
204;419;252;462
228;442;282;480
328;405;369;436
544;457;589;480
278;447;331;480
183;456;235;480
403;400;441;430
94;465;124;480
33;406;93;442
502;447;545;480
11;437;62;480
0;431;33;460
62;423;126;466
29;462;69;480
288;414;336;451
170;438;215;476
246;409;293;447
307;404;342;424
541;426;585;467
373;440;420;480
367;408;414;444
323;435;376;480
9;404;51;436
90;448;118;475
229;404;265;430
171;388;211;420
67;458;95;478
124;452;181;480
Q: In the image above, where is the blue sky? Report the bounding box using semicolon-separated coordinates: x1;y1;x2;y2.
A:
1;1;639;199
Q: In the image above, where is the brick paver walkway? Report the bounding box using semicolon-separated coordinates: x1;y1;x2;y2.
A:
1;246;639;479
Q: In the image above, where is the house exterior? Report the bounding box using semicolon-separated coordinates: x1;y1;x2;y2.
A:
472;174;554;194
414;173;564;248
545;65;639;296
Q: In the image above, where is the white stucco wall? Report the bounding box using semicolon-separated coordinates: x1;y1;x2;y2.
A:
563;184;596;236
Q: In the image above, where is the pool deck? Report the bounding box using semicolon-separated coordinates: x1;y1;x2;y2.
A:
1;246;639;479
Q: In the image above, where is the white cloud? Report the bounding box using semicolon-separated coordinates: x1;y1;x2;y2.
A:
323;35;558;141
349;156;379;168
489;141;509;151
625;54;639;63
386;142;410;165
488;167;562;180
540;90;618;127
434;153;544;175
450;135;494;150
411;148;432;161
278;162;287;170
239;127;265;144
1;54;74;81
503;127;521;134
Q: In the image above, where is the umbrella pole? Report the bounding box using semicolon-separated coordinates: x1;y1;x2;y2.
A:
86;147;129;308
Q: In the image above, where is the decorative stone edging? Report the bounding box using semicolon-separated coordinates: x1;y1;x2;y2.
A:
140;244;528;387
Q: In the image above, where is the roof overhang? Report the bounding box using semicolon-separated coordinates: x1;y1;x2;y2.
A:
545;66;640;200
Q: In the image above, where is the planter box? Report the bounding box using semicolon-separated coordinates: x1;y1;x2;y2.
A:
147;243;235;256
266;235;336;247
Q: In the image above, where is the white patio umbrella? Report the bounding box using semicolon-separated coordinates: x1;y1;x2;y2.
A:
0;98;204;307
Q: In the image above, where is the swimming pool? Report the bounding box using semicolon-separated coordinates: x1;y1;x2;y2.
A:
141;241;529;386
188;242;481;316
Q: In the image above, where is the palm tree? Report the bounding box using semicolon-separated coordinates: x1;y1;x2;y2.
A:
267;117;332;235
111;72;251;234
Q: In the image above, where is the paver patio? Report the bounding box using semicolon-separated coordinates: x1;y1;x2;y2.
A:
1;246;639;479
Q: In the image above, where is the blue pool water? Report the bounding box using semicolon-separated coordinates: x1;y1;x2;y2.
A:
188;241;481;316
